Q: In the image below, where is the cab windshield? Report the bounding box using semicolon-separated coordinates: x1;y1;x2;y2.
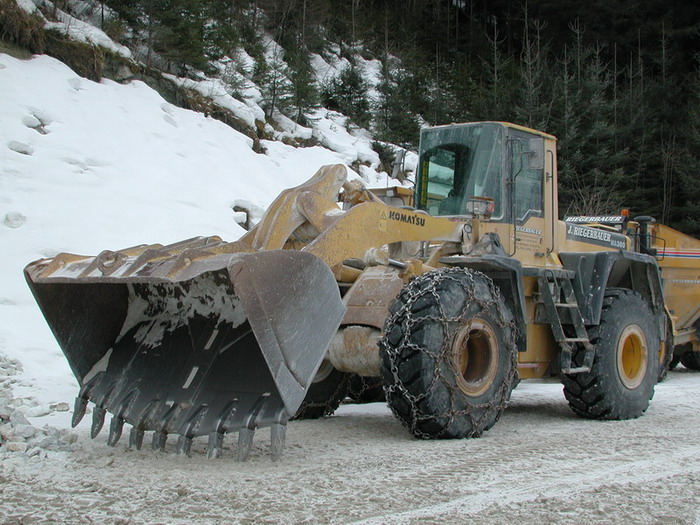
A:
416;123;505;217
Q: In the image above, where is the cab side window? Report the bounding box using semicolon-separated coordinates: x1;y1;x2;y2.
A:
512;138;543;222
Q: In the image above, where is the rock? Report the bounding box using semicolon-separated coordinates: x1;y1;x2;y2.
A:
5;441;28;453
37;436;57;449
11;411;29;427
14;424;36;439
26;447;41;458
25;406;50;418
59;430;78;444
114;65;135;82
0;426;17;441
0;406;11;421
50;402;70;412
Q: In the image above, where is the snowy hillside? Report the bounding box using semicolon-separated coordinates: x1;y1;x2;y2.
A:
0;50;409;417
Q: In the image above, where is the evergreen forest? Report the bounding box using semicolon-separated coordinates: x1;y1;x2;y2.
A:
9;0;700;233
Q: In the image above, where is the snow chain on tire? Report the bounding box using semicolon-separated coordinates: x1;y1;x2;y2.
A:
292;368;350;420
347;375;385;404
379;267;518;439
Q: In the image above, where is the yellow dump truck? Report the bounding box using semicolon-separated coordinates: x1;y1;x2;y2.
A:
646;223;700;370
23;121;697;459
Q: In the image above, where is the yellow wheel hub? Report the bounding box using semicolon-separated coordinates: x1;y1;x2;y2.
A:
617;325;648;389
452;320;499;397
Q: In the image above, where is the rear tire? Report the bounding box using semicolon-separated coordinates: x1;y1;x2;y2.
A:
657;321;674;382
680;351;700;371
292;361;350;420
380;268;518;439
347;375;385;403
562;289;658;419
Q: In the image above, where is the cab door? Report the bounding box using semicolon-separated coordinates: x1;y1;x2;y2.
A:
509;131;547;268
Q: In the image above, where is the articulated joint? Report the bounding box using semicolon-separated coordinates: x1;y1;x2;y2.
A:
328;326;382;377
362;247;431;281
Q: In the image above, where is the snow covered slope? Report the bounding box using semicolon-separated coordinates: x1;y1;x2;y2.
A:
0;52;402;413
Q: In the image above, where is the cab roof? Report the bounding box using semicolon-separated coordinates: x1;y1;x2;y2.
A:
422;121;557;142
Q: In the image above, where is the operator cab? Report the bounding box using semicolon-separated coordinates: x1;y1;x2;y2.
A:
415;122;545;223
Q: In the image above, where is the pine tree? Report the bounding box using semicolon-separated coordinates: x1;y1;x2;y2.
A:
285;46;318;124
478;16;514;120
320;63;371;128
151;0;209;73
515;15;553;131
202;0;241;61
373;59;419;148
255;44;293;119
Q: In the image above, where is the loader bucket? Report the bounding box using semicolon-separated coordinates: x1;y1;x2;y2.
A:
24;238;345;459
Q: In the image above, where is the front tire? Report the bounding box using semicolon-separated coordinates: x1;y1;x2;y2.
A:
347;375;385;403
292;361;350;420
562;289;659;419
380;268;518;439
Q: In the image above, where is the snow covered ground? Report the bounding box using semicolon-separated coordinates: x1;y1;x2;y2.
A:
2;45;700;525
1;373;699;523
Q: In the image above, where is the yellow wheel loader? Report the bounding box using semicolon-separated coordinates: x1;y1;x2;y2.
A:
25;121;688;459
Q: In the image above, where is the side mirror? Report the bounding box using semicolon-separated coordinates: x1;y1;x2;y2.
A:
527;138;544;170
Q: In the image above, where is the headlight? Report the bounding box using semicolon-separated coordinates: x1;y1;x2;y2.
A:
465;197;495;218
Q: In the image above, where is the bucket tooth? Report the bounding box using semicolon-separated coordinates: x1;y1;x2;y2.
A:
270;423;287;462
91;406;106;438
237;428;255;462
93;384;116;414
114;390;139;422
236;395;267;462
107;417;124;447
217;401;240;431
72;397;88;427
129;427;145;450
177;436;193;456
152;431;168;452
181;406;207;440
158;404;180;435
207;431;224;459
